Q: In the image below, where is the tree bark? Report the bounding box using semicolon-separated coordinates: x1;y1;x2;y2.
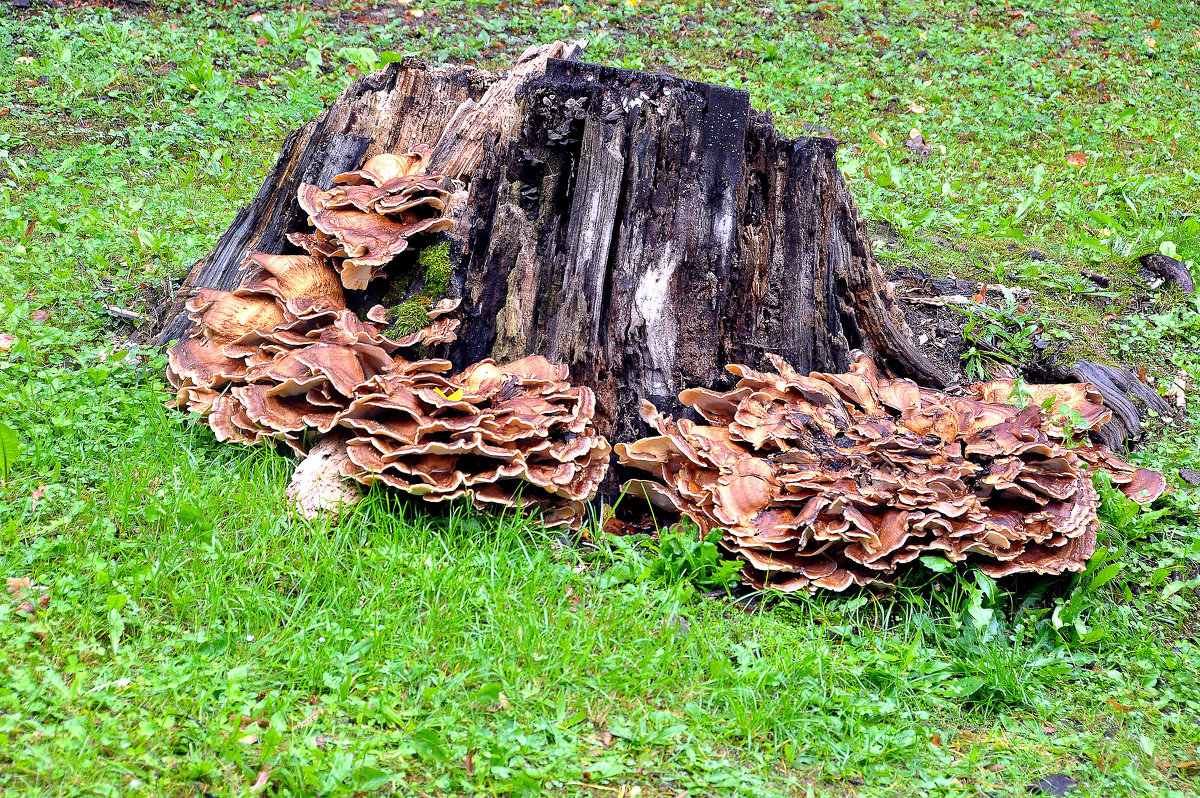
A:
446;59;944;441
157;42;584;345
158;50;948;446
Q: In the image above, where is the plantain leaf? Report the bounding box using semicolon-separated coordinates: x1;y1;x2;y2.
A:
0;422;20;482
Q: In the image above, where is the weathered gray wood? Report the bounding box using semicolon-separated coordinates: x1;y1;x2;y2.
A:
448;59;945;443
157;58;497;344
727;120;940;385
429;40;586;179
1068;360;1172;450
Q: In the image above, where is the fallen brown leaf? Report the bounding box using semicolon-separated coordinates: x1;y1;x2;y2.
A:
1066;152;1087;168
292;706;325;731
6;577;30;600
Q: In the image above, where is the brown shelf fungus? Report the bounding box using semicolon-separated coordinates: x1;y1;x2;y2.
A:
293;149;456;290
166;149;607;528
336;356;611;529
617;353;1165;594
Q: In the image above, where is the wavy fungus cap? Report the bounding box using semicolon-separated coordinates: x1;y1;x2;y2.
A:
618;351;1165;594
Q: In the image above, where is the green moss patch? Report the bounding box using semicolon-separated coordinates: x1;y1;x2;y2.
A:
382;241;452;337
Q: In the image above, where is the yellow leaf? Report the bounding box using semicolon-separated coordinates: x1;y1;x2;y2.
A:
869;131;887;147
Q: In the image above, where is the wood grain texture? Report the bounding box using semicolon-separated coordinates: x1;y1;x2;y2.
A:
160;52;946;450
1068;360;1172;450
157;47;579;344
430;40;587;179
449;59;944;442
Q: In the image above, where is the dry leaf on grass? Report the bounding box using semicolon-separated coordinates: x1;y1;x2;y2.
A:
6;576;30;599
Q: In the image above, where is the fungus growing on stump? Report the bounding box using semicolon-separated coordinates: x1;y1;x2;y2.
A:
157;47;1168;594
616;353;1165;593
337;355;610;527
292;148;457;291
166;148;609;528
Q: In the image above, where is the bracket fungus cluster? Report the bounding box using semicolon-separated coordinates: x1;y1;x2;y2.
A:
166;150;608;528
338;356;610;528
616;353;1166;593
291;148;456;291
165;150;1166;591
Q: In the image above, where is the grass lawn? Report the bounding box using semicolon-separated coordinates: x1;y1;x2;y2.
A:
1;1;1199;795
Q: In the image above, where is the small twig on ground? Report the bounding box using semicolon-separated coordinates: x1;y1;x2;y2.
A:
104;305;150;324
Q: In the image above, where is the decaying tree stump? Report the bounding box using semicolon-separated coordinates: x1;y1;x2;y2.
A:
159;44;948;449
447;59;945;443
157;43;1174;592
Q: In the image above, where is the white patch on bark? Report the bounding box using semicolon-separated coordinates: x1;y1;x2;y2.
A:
633;243;677;396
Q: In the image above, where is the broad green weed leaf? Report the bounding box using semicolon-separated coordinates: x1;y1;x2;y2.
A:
919;555;955;573
1089;562;1125;592
0;422;20;481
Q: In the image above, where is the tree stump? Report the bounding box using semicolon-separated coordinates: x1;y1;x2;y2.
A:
447;59;945;443
159;45;948;452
